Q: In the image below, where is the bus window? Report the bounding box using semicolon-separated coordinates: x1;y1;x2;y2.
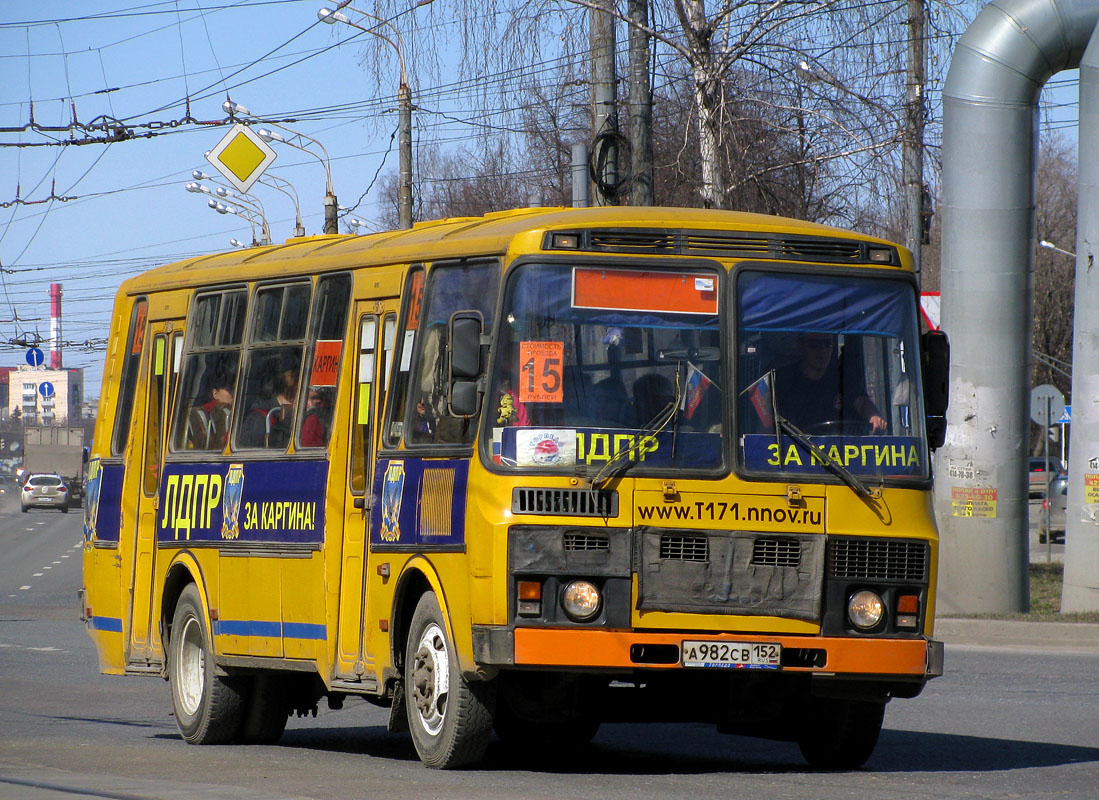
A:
485;264;722;471
170;288;246;452
384;267;424;447
111;298;148;456
735;270;928;481
406;260;499;446
350;315;378;492
298;273;352;450
142;334;168;495
235;282;311;450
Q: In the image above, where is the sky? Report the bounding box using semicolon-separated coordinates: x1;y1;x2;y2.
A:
0;0;456;399
0;1;1083;402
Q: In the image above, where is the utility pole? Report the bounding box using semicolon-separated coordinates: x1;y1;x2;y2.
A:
398;81;413;229
627;0;653;206
904;0;927;284
590;0;618;206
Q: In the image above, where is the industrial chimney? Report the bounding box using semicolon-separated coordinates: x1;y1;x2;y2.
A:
50;282;62;369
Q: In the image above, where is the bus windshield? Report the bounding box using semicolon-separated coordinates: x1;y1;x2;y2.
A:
735;269;929;483
487;262;723;474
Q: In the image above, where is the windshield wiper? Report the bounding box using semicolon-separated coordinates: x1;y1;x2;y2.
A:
773;414;874;499
591;369;685;490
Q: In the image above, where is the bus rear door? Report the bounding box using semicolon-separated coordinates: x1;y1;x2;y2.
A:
128;321;182;666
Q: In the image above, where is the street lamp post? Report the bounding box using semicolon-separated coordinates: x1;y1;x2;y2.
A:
1039;239;1076;259
257;127;338;234
319;3;415;229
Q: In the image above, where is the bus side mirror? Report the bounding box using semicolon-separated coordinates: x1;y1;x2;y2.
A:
448;312;484;417
921;330;949;450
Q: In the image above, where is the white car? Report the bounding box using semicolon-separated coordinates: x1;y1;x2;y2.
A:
20;473;71;513
1038;474;1067;544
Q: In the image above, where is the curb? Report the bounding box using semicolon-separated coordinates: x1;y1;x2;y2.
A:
935;618;1099;653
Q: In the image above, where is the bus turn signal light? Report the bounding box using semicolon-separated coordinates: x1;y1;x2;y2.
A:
517;580;542;617
896;594;919;630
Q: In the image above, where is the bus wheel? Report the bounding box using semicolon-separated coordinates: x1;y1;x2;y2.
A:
404;592;494;768
168;584;246;744
796;698;885;770
238;674;290;744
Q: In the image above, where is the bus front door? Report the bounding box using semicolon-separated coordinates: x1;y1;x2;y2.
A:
335;303;396;681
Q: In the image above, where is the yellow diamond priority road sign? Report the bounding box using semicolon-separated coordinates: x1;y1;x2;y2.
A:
205;123;277;193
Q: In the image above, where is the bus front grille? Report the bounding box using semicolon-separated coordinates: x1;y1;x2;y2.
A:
751;537;802;567
826;537;928;582
511;487;618;517
659;534;709;562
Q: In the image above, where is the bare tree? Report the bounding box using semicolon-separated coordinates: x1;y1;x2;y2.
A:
1033;133;1076;400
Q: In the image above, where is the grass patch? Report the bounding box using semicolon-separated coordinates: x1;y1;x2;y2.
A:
943;562;1099;623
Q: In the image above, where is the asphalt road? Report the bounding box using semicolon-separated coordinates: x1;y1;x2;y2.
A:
1;494;1097;799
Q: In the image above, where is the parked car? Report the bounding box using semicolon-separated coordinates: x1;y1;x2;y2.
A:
1038;474;1067;544
1028;457;1061;499
20;473;71;513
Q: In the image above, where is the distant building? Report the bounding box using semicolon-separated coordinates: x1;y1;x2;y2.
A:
8;365;84;426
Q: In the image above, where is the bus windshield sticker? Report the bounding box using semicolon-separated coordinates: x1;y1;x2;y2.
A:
310;340;342;386
742;433;924;476
573;268;718;315
518;341;564;403
515;429;577;466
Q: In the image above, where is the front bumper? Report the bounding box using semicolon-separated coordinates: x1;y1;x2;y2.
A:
474;625;944;681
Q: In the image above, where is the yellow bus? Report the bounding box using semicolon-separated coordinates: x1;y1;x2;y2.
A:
82;206;949;769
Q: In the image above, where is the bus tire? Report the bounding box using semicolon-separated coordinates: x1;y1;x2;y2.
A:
168;584;246;744
404;591;494;768
796;697;885;770
238;674;290;744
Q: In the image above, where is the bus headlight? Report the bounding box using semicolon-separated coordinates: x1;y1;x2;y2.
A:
847;590;884;630
561;580;601;621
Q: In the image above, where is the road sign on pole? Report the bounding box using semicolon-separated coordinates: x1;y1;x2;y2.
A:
1030;384;1065;426
25;347;44;367
206;123;277;193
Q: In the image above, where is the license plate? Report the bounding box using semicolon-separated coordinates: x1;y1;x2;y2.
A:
681;640;781;669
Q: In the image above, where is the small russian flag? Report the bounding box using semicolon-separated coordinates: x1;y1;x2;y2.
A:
747;371;775;430
683;363;713;420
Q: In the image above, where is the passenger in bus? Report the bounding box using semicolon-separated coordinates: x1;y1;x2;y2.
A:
188;373;234;450
240;369;297;448
301;387;333;447
774;333;886;433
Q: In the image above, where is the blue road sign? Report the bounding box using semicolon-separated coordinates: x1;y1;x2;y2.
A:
1058;404;1071;424
39;381;54;399
26;347;44;367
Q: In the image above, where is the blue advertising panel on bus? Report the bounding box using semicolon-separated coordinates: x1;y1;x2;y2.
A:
157;460;328;545
371;458;469;549
84;458;123;544
493;426;721;469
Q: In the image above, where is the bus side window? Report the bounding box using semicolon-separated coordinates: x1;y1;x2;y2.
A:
298;273;351;450
169;289;246;453
405;260;499;446
350;315;378;493
111;298;148;456
235;283;310;450
384;267;424;448
142;334;168;495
